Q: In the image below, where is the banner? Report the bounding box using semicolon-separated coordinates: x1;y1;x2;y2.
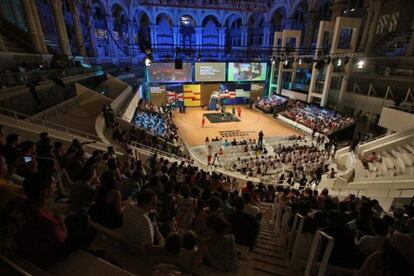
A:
195;63;226;82
183;84;201;107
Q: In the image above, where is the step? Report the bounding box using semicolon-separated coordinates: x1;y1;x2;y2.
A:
253;247;286;258
252;255;287;267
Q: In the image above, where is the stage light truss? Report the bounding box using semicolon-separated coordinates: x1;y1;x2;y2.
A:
137;44;364;63
138;0;275;12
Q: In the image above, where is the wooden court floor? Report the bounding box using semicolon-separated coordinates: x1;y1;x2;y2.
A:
173;106;301;146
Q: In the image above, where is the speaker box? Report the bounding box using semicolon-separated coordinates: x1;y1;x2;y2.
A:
175;59;183;69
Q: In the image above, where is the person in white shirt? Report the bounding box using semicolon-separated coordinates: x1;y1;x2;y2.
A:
357;216;389;257
122;189;164;256
242;192;260;219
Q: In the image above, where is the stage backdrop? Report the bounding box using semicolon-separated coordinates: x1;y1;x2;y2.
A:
183;84;201;107
200;83;220;107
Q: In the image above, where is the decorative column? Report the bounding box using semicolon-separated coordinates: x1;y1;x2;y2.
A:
364;1;382;55
195;26;202;50
263;23;271;47
241;25;248;47
21;0;43;54
304;10;317;48
149;24;158;48
85;3;97;57
50;0;72;56
173;26;180;48
219;27;226;47
127;20;136;56
69;1;86;56
359;1;374;50
30;0;48;54
105;15;116;59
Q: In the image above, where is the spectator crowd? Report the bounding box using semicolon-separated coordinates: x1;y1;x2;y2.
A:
256;94;288;113
132;100;179;143
282;102;355;135
0;124;412;275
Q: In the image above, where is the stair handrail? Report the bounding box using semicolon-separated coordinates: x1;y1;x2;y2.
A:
0;106;101;141
304;230;335;276
127;139;188;163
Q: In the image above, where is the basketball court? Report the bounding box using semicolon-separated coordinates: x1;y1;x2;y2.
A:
173;106;301;146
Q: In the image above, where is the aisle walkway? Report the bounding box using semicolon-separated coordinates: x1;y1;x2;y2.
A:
250;203;291;276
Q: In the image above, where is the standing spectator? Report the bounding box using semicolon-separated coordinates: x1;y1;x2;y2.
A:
228;196;259;250
258;130;264;148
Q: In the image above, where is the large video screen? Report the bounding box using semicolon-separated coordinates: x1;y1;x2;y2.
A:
195;63;226;82
228;63;267;81
148;63;192;83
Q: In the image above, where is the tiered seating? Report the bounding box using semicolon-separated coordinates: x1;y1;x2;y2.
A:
355;142;414;179
255;94;288;114
280;102;355;135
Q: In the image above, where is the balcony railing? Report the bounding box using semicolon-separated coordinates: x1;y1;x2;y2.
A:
0;66;103;90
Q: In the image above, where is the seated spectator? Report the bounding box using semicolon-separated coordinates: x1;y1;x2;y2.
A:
122;189;164;255
202;214;238;272
1;172;94;268
322;210;364;269
357;231;414;276
228;196;259;250
175;185;197;230
357;217;389;257
0;154;23;210
366;152;378;163
91;171;124;229
69;165;97;215
0;133;21;165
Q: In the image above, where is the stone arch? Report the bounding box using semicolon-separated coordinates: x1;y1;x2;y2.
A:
202;15;220;56
247;13;265;47
132;8;151;51
200;13;222;27
155;12;174;50
225;13;243;48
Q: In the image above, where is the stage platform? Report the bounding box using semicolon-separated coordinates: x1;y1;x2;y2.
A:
173;106;301;146
204;112;240;123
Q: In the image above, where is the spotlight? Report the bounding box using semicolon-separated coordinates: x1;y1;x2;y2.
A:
145;57;152;66
336;58;343;67
356;58;366;69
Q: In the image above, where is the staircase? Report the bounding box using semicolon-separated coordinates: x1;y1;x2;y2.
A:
251;203;291;276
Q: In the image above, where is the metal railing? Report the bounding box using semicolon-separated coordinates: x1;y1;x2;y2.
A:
304;230;334;276
0;106;100;141
0;66;103;90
